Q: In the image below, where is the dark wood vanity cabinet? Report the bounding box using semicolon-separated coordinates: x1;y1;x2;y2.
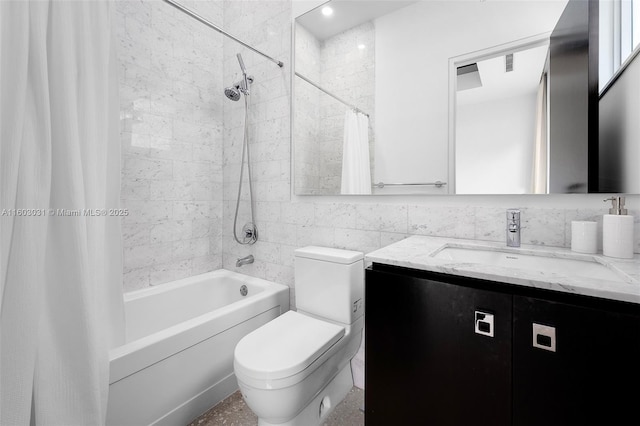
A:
513;296;640;426
365;265;640;426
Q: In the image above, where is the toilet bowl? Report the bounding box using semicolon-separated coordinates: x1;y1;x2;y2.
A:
233;246;365;426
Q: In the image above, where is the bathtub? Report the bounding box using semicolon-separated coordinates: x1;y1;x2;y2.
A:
106;270;289;426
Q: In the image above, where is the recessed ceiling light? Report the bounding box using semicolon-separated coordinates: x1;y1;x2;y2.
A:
321;6;333;16
358;44;366;50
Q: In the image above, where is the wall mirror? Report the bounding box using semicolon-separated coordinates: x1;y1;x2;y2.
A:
292;0;640;195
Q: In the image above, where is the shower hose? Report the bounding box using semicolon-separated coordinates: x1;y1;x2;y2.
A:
232;93;257;245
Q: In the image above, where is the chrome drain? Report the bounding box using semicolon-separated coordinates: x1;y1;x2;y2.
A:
240;285;248;296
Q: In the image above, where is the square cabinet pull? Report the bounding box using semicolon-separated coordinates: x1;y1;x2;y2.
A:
475;311;494;337
532;323;556;352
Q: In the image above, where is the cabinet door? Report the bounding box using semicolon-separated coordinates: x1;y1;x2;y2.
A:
513;296;640;426
365;268;512;426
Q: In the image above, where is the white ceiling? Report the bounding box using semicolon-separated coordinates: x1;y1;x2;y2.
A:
457;43;550;106
296;0;419;41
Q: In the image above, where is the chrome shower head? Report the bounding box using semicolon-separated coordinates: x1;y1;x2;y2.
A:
224;54;254;101
224;76;254;101
224;86;241;101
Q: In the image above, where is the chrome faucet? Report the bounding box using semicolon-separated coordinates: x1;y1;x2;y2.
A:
236;254;254;267
506;209;521;247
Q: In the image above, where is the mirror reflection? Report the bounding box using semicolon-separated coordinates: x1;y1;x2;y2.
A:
293;0;640;195
455;40;550;194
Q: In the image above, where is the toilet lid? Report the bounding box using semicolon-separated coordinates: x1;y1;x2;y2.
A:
234;311;345;381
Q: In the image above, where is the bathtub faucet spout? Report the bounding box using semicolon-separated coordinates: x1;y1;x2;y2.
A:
236;255;254;267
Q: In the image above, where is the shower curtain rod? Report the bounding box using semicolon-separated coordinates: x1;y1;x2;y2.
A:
161;0;284;68
295;72;370;117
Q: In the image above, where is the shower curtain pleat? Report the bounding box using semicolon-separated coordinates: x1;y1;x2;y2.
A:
0;1;125;424
341;110;372;195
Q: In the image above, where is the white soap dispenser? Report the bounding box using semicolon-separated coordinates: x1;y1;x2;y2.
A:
602;196;634;259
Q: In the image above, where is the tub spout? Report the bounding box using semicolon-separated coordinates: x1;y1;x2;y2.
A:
236;255;254;267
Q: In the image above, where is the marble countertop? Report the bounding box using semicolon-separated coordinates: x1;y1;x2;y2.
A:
366;236;640;305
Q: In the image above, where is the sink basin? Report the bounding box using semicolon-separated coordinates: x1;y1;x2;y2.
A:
431;244;631;283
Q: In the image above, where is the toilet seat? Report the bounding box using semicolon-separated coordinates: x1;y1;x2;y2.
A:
234;311;344;388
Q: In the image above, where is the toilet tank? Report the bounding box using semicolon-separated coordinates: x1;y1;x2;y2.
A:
294;246;364;325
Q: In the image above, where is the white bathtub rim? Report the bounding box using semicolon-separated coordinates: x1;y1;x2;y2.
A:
123;269;282;302
117;269;288;355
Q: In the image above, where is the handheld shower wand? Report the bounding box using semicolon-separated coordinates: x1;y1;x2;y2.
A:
237;53;249;95
237;53;247;74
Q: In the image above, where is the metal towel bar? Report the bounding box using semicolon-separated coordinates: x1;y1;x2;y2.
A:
373;181;447;189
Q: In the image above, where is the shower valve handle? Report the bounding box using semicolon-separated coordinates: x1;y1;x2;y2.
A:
241;223;258;245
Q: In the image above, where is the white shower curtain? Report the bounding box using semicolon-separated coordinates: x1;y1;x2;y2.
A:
341;110;372;195
0;1;124;424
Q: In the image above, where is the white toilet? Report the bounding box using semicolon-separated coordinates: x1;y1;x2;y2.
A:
233;246;365;426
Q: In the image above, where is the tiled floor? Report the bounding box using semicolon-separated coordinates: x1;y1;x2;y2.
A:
188;387;364;426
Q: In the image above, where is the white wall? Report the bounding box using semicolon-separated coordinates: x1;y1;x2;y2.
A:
457;93;537;194
374;1;567;192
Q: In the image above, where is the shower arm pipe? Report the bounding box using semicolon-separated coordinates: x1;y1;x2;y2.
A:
295;72;370;117
161;0;284;68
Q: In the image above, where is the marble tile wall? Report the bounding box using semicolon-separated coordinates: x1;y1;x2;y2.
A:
222;0;294;302
117;0;224;291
